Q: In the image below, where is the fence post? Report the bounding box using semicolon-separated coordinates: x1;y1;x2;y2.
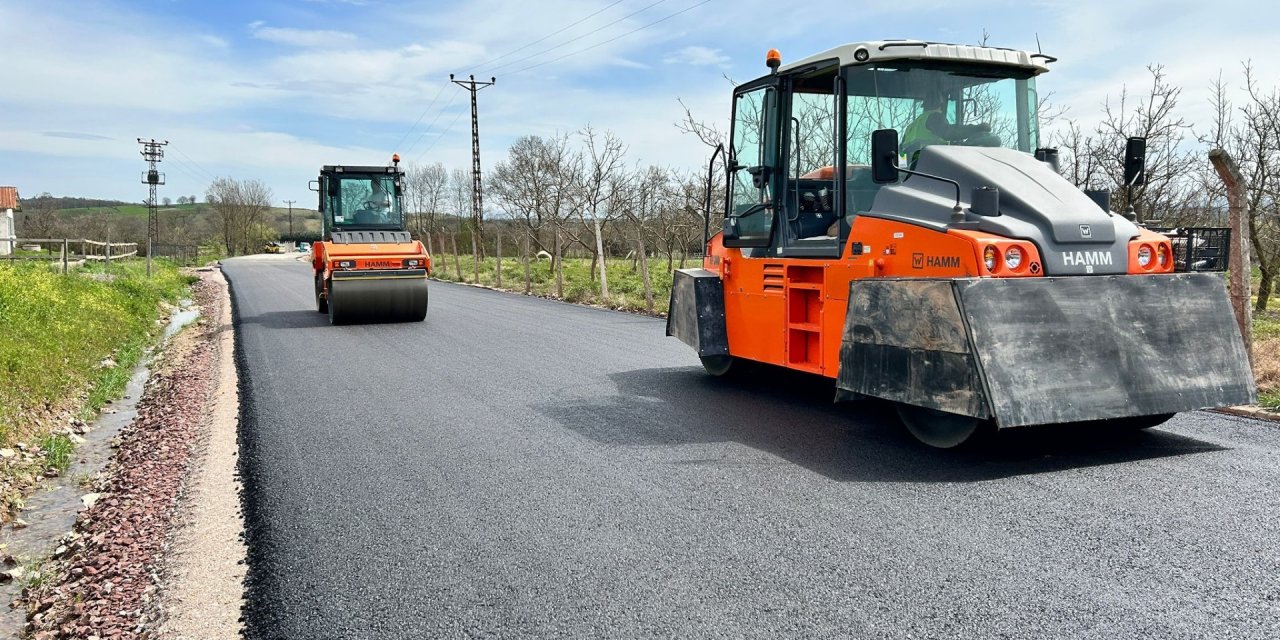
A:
62;239;69;274
1209;149;1252;362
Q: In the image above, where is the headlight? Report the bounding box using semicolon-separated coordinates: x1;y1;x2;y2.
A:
1157;243;1169;267
983;245;999;272
336;260;355;269
404;258;421;268
1004;246;1023;271
1137;245;1152;268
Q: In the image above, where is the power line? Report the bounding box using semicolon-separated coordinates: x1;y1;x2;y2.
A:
413;110;466;164
170;146;216;180
389;82;449;155
507;0;711;77
403;86;464;158
467;0;627;72
481;0;669;76
390;2;630;155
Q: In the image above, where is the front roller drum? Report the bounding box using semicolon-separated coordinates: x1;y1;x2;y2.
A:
327;276;428;325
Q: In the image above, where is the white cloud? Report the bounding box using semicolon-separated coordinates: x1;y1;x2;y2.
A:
664;46;729;68
249;22;358;48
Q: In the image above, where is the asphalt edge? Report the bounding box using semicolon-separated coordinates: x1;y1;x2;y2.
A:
222;264;281;640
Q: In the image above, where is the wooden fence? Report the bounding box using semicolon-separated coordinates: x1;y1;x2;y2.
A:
3;238;139;273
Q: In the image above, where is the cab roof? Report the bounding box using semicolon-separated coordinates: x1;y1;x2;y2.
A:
777;40;1053;75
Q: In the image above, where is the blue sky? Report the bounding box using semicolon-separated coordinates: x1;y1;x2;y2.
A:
1;0;1275;207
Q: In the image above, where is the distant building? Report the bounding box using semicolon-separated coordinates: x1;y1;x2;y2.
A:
0;186;18;256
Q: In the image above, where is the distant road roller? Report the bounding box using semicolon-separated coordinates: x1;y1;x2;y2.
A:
311;155;430;324
667;41;1255;447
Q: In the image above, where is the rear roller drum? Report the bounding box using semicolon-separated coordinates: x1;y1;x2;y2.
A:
896;404;991;449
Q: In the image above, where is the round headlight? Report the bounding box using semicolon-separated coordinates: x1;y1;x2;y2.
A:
1137;245;1152;268
854;47;870;62
983;245;999;272
1005;246;1023;271
1157;243;1169;267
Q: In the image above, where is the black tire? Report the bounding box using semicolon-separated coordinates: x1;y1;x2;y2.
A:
326;278;342;325
699;355;736;377
315;273;328;313
1110;413;1176;430
895;404;992;449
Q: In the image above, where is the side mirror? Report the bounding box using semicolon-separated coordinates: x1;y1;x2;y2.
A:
722;216;740;241
1124;136;1146;186
871;129;900;184
308;180;320;193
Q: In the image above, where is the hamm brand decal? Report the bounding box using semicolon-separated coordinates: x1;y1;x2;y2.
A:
1061;251;1113;267
912;253;962;269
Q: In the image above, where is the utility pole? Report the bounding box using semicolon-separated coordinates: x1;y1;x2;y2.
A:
137;138;168;276
450;74;495;279
284;199;296;237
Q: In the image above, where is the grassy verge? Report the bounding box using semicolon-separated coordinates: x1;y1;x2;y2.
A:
0;258;193;450
430;254;690;316
1252;306;1280;410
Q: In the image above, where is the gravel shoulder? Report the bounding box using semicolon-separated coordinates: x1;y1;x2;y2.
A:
155;269;246;639
18;269;244;639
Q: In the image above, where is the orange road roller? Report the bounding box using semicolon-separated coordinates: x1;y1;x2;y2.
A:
311;155;430;325
668;41;1255;447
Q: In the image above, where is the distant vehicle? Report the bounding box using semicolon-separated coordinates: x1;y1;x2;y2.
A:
298;242;310;253
263;242;284;254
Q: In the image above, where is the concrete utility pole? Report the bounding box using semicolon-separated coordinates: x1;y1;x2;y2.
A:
1210;148;1252;361
137;138;168;277
284;199;296;237
450;74;495;282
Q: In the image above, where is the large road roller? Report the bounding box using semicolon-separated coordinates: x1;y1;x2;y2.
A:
667;41;1255;447
311;155;430;324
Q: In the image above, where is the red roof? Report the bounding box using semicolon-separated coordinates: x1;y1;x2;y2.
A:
0;187;17;210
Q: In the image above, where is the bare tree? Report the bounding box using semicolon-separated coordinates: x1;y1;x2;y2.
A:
206;178;275;256
1203;63;1280;308
447;168;470;281
576;126;627;300
404;162;449;256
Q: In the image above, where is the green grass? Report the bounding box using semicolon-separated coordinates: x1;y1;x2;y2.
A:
0;258;193;445
1259;391;1280;411
38;434;74;472
431;254;687;315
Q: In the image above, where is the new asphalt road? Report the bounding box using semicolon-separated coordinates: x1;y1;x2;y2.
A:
223;256;1279;639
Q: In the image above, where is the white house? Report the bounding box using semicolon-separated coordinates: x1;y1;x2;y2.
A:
0;186;17;256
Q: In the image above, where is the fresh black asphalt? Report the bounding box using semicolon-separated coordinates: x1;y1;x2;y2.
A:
223;257;1280;639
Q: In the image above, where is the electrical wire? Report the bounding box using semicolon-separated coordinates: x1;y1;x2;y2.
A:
480;0;669;76
412;109;467;165
507;0;711;77
390;82;449;155
402;86;464;158
467;0;628;73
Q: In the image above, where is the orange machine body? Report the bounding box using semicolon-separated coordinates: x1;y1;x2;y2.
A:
705;216;1174;379
312;239;431;295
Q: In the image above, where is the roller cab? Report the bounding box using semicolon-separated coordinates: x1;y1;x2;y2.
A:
310;157;430;325
668;41;1255;447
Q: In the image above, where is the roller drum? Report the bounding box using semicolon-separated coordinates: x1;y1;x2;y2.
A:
327;275;428;325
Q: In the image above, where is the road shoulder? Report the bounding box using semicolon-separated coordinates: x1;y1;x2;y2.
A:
154;268;246;639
